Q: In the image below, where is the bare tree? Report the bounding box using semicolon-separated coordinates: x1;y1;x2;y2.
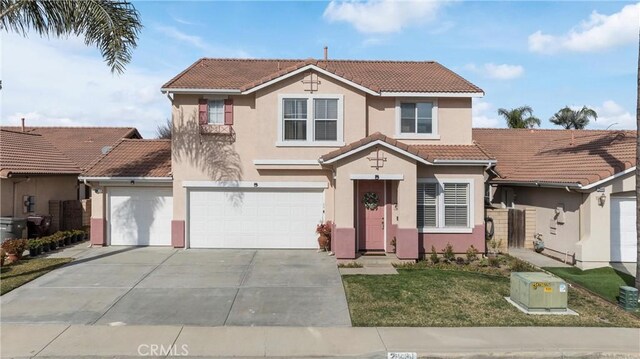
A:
156;118;171;139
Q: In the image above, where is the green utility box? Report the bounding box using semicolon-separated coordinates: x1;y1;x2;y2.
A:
510;272;568;312
619;286;638;311
0;217;27;242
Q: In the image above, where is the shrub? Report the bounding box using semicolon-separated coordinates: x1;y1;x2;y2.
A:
442;242;455;263
455;256;466;265
509;257;536;272
1;238;28;257
430;245;439;264
488;257;500;268
479;258;489;267
466;245;479;262
316;222;332;237
27;239;40;250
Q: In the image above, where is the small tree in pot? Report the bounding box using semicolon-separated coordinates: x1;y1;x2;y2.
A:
1;239;28;263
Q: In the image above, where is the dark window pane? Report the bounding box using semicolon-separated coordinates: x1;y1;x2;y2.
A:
401;118;415;133
401;103;415;119
284;99;307;119
284;120;306;140
315;120;337;141
417;118;432;134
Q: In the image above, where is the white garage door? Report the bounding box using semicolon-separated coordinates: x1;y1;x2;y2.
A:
189;188;324;248
109;187;173;246
610;197;637;263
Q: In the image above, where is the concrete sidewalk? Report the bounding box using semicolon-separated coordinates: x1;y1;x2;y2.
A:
509;248;572;268
2;324;639;358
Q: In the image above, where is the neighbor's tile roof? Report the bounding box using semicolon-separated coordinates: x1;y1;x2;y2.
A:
472;128;636;186
162;59;483;94
83;139;172;178
0;129;81;177
320;132;494;163
0;126;141;170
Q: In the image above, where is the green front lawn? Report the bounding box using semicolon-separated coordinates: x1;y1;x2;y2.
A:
1;257;72;295
342;269;640;327
543;267;636;303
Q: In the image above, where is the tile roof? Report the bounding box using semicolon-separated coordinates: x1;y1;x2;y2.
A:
472;128;636;186
162;58;483;94
320;132;494;163
0;129;81;177
0;126;141;170
83;139;172;178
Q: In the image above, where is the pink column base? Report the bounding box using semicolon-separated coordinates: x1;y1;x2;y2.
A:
334;227;356;259
90;218;105;246
171;220;185;248
395;227;419;260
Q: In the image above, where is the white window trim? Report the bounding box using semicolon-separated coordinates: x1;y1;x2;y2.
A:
395;98;439;140
277;94;345;147
417;178;474;234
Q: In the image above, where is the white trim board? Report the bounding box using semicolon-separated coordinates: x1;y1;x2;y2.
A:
182;181;329;189
253;159;321;166
381;91;483;98
319;140;433;165
350;174;404;180
580;167;636;190
79;176;173;183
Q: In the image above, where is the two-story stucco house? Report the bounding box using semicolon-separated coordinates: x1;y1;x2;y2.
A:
82;58;495;259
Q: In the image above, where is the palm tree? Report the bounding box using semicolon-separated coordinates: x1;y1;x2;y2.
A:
0;0;142;74
549;106;598;129
497;106;541;128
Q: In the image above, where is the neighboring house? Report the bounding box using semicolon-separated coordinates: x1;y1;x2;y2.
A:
83;58;496;260
474;128;637;271
0;126;141;234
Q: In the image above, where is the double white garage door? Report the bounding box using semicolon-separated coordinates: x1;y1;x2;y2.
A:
611;197;638;263
108;186;324;248
188;188;324;249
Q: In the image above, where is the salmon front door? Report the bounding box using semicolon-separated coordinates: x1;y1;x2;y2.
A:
357;180;385;251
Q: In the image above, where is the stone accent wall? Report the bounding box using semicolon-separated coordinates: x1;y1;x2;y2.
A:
81;199;91;227
486;208;508;253
525;208;536;249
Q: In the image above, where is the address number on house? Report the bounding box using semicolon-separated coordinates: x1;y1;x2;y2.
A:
388;353;417;359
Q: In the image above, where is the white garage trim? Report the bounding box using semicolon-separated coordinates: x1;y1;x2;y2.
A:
610;197;637;263
80;176;172;183
107;187;173;246
182;181;328;189
350;174;404;180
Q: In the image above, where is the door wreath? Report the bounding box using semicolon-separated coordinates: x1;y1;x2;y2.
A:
362;192;379;210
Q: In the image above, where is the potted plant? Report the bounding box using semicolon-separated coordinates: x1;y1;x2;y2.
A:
390;237;397;253
41;236;51;253
28;239;40;257
49;236;58;250
1;238;28;263
316;222;332;253
487;238;503;259
0;248;6;267
62;231;71;246
533;233;545;253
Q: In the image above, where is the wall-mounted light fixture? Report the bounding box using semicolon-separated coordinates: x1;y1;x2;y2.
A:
94;188;103;194
598;193;607;207
130;180;135;185
374;174;380;180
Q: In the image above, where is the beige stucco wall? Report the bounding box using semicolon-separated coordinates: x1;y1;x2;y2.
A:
417;165;485;226
366;96;472;145
171;69;476;225
0;176;78;218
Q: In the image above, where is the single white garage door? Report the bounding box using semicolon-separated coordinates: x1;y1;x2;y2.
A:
189;188;324;248
109;187;173;246
610;197;637;263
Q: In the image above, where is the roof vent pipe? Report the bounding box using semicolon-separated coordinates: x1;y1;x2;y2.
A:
324;46;328;61
21;118;25;132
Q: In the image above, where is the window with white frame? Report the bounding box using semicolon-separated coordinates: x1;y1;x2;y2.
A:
417;180;471;231
208;100;224;124
397;100;437;137
279;95;343;145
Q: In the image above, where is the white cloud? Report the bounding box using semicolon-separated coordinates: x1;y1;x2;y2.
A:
1;33;171;138
591;100;635;129
464;63;524;80
323;0;445;34
154;25;251;58
528;3;640;54
472;99;501;128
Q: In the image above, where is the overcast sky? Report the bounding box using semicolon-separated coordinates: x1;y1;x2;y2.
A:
2;0;638;138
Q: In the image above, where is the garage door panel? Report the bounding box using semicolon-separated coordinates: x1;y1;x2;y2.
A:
611;197;637;263
109;187;173;246
189;188;324;249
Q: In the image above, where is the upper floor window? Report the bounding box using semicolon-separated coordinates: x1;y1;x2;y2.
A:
278;94;344;147
208;100;224;124
396;99;438;139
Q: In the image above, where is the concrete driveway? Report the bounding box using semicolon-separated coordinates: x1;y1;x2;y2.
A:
0;247;351;327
